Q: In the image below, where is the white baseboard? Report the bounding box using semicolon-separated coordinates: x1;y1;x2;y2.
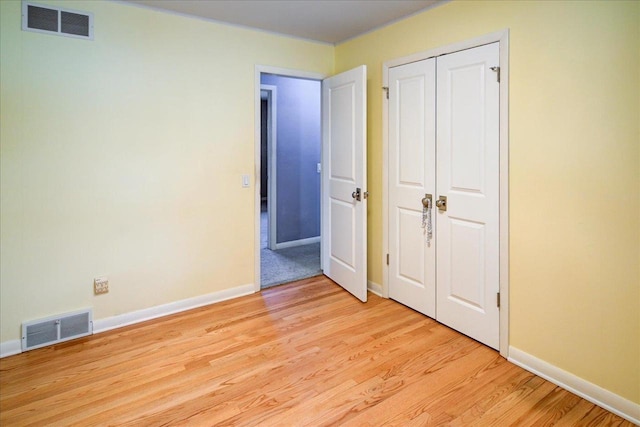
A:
508;346;640;425
367;280;383;297
274;236;320;250
0;339;22;358
0;283;256;359
93;283;255;334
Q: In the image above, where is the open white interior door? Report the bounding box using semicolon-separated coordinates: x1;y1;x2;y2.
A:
321;65;367;302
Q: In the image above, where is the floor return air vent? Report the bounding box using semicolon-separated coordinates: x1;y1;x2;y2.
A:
22;309;93;352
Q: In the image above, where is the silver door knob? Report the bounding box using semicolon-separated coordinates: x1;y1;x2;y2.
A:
352;188;362;201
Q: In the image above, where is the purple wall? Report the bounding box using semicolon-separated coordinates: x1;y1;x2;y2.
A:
261;74;321;244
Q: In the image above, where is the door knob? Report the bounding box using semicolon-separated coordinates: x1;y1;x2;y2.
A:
352;188;362;201
436;195;447;211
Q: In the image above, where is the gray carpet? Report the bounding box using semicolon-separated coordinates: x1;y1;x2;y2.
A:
260;212;322;288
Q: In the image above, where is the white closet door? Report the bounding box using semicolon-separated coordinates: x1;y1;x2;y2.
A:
388;59;436;317
435;42;500;349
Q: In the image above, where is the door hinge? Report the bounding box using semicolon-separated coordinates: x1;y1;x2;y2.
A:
490;66;500;83
497;292;501;308
382;86;389;99
386;253;389;265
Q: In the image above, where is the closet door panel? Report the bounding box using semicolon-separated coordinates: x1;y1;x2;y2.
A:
388;59;436;317
436;42;500;350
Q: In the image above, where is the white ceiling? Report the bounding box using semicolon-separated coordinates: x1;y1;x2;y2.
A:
121;0;445;44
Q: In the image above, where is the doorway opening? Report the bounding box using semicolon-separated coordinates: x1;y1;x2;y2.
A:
259;73;322;289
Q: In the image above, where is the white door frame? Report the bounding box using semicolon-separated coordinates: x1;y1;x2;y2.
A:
381;29;510;357
254;66;327;292
260;84;278;250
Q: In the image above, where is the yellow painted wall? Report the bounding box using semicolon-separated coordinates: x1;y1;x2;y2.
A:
0;1;332;340
2;0;638;408
335;0;639;403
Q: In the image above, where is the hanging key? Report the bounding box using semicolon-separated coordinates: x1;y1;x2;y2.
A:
421;194;433;245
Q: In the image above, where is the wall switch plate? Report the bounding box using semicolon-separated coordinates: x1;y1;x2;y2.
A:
242;174;250;188
94;278;109;294
317;163;322;173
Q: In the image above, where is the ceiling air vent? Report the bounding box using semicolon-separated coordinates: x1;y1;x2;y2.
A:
22;1;93;40
22;308;93;352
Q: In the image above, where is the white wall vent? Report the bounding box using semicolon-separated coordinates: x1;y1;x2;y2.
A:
22;1;94;40
21;308;93;352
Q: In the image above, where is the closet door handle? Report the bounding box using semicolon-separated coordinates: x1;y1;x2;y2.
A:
352;188;362;201
436;195;447;211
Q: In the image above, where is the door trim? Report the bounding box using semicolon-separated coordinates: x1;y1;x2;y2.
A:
260;84;278;250
381;29;510;357
254;66;326;292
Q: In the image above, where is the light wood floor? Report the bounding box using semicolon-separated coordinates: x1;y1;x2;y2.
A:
0;276;633;426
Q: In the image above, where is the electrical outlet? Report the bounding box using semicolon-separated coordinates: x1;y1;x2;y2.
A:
94;277;109;294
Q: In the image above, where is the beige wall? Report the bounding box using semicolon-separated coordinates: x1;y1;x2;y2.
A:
0;0;332;340
335;0;639;404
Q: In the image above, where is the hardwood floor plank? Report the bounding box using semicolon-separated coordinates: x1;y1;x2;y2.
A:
399;354;523;424
0;276;634;426
166;317;443;425
341;345;500;426
472;375;559;425
512;386;583;426
438;367;534;425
